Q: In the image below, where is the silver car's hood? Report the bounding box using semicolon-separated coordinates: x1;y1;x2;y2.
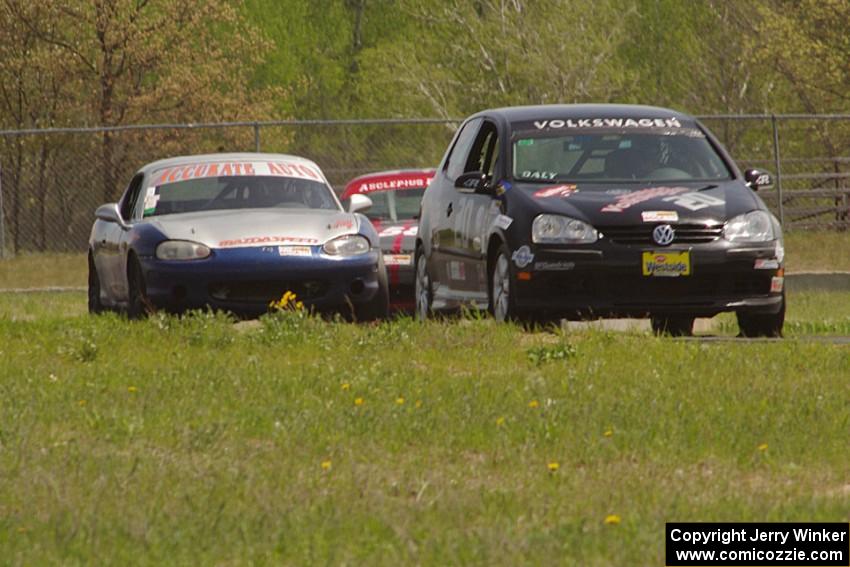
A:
148;208;360;248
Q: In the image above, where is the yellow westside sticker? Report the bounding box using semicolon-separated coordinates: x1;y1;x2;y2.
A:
642;251;691;277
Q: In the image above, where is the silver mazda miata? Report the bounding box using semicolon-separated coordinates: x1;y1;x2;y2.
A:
88;153;388;320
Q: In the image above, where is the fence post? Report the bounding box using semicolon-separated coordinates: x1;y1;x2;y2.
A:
254;122;261;153
0;161;5;258
770;114;784;228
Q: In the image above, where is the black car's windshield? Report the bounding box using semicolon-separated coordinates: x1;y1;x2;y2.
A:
363;188;425;222
143;174;339;217
512;128;732;184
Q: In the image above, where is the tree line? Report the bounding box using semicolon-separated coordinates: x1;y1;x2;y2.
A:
0;0;848;252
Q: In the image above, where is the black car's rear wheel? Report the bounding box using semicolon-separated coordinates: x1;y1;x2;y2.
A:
414;247;432;321
650;315;695;337
87;252;104;314
127;256;151;319
737;292;785;338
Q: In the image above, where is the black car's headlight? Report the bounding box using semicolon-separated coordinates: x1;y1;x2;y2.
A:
323;234;370;256
532;214;598;244
723;211;774;242
155;240;211;260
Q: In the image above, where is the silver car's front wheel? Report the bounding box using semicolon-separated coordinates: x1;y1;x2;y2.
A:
491;252;511;322
414;249;432;321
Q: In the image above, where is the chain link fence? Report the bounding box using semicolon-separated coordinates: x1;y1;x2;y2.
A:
1;115;848;255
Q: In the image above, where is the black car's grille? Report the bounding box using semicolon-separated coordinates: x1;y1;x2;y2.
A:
535;272;771;299
208;280;328;303
600;223;723;245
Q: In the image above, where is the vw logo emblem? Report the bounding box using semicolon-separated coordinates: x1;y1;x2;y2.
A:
652;224;675;246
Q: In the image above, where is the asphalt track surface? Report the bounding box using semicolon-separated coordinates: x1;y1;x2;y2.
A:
562;319;850;344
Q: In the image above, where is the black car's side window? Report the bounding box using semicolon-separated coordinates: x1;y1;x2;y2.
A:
445;118;483;181
464;120;499;178
119;174;145;221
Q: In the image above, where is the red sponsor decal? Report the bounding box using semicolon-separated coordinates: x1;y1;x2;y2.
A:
218;236;319;248
153;161;317;187
601;186;690;213
154;162;257;186
342;170;435;198
331;218;354;230
267;161;320;179
533;184;577;198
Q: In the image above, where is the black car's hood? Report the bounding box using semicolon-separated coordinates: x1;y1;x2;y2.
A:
515;180;760;226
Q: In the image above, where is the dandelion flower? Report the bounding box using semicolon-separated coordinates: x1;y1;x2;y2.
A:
604;514;621;525
396;397;405;405
528;400;539;409
321;460;332;470
604;429;613;437
496;416;505;426
128;386;138;393
354;397;364;406
547;462;560;472
758;443;768;451
341;383;351;391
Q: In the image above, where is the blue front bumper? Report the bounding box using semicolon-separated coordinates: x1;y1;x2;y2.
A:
139;246;382;316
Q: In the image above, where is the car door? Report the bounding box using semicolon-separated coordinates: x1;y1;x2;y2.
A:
451;119;502;295
428;117;482;301
115;173;145;301
96;173;143;303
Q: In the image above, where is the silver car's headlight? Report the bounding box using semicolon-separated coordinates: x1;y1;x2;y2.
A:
156;240;210;260
723;211;774;242
323;234;370;256
532;214;598;244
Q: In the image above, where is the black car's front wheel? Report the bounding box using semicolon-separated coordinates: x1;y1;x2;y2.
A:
490;244;524;322
414;247;432;321
737;292;785;338
87;252;104;314
650;315;695;337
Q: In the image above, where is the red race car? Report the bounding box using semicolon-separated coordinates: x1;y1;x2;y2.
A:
342;168;435;310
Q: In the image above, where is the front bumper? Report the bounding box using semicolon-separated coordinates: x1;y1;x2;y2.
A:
514;240;784;318
140;246;383;316
383;252;415;308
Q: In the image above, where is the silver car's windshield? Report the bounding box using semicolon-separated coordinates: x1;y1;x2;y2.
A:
142;175;339;217
512;129;732;184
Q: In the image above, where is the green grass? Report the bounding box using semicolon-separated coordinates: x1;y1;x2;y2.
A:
783;230;850;273
0;230;847;290
0;253;86;289
2;300;850;564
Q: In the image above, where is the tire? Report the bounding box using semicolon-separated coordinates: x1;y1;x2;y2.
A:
127;255;151;319
354;256;390;322
414;246;433;321
651;315;695;337
737;292;785;338
489;244;524;322
87;252;105;314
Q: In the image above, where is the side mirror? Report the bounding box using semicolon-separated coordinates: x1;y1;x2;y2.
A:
744;168;773;191
95;203;127;227
454;171;491;194
348;193;373;214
